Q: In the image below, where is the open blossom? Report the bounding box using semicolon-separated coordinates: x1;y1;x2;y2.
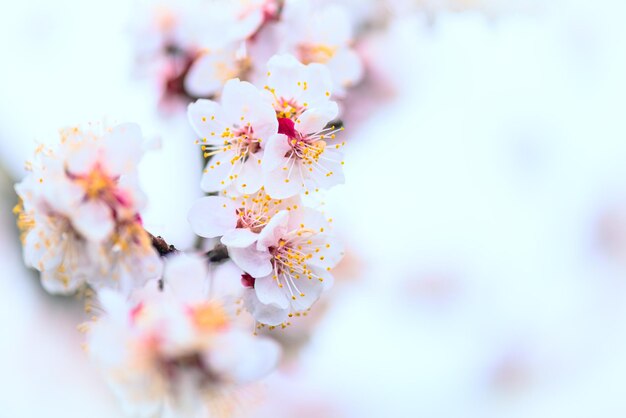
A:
262;110;345;199
262;54;335;121
228;207;343;325
278;1;364;96
87;254;280;418
14;122;162;294
188;79;278;194
188;187;300;247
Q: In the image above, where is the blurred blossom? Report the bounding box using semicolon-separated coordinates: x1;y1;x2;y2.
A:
87;254;280;418
14;122;162;295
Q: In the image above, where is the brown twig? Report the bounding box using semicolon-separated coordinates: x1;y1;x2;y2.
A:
148;232;178;256
206;243;229;264
148;231;229;264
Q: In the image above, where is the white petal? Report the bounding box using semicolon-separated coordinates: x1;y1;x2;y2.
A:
184;50;237;98
327;48;364;91
188;196;237;238
265;54;305;100
257;210;290;251
187;99;224;144
200;149;240;192
228;244;273;277
262;134;291;172
102;123;144;176
305;147;345;190
254;274;289;309
234;155;263;194
243;288;290;325
288;269;325;311
206;331;280;383
297;102;339;134
64;143;98;175
72;200;114;242
263;162;303;199
299;62;334;107
163;253;208;303
221;228;259;248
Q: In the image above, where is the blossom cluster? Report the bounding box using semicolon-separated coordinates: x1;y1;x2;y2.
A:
14;1;352;416
133;0;363;105
14;123;163;295
88;255;279;417
187;54;345;326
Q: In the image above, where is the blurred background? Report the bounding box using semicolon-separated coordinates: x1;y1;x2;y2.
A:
3;0;626;417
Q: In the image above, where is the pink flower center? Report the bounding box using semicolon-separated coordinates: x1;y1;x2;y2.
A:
277;117;298;138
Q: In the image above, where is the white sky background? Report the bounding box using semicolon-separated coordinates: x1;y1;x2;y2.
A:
2;0;626;417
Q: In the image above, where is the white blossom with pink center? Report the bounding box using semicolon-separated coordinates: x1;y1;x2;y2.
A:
87;254;280;417
188;187;301;248
14;122;162;294
188;79;279;194
262;107;345;199
228;208;344;325
261;54;336;122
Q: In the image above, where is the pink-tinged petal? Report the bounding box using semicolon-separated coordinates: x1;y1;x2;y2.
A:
163;254;208;303
229;7;264;40
187;99;224;144
257;210;290;251
200;149;240;192
221;228;259;248
254;274;289;309
262;134;291;172
72;200;114;242
297;102;339;134
116;175;147;213
243;288;290;325
188;196;237;238
228;244;273;277
102;123;144;176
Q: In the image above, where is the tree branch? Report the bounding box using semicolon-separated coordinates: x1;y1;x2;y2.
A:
148;232;178;256
205;243;229;264
148;232;230;264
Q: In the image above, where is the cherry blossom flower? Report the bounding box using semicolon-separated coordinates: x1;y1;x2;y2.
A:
262;109;345;198
261;54;335;122
14;122;162;294
87;254;280;417
278;1;364;96
188;79;278;194
229;207;343;325
187;187;300;248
